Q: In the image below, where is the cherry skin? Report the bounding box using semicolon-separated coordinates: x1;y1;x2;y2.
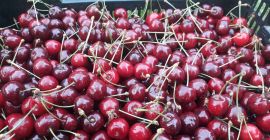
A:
208;78;225;93
52;63;72;81
233;32;251;47
38;75;59;91
91;130;111;140
134;63;152;80
70;130;89;140
188;79;208;97
141;55;158;73
18;13;34;27
6;113;34;139
256;113;270;133
116;18;130;29
88;41;106;57
122;101;143;121
45;40;61;55
159;112;182;135
114;8;128;19
146;12;162;25
149;19;164;32
0;66;16;82
248;94;269;115
31;47;49;61
208;94;229;117
35;113;61;136
129;123;152;140
194;127;216;140
86;79;106;101
9;69;28;83
1;81;24;105
175;85;197;103
82;111;105;133
145;103;164;120
210;6;224;19
180;112;199;134
180;19;195;33
71;53;88;68
59;87;79;106
68;71;90;90
74;95;94;115
240;123;263;140
107;118;129;139
128;83;146;101
99;97;119;118
117;60;134;78
153;44;172;63
30;24;50;40
102;69;120;84
21;96;53;116
202;62;221;77
92;58;111;74
194;107;212;126
4;35;23;50
226;105;247;126
33;58;53;77
86;5;100;20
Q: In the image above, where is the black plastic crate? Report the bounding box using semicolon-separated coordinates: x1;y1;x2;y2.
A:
0;0;269;43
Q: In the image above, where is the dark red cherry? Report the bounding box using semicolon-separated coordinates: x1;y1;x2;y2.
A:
2;81;24;105
122;101;143;121
86;79;106;101
71;53;88;68
68;71;90;90
59;87;79;106
74;95;94;115
35;113;61;136
233;32;251;47
183;64;200;80
49;6;63;19
208;78;225;93
0;66;17;82
114;8;128;19
18;13;34;27
128;83;146;101
202;62;221;77
134;63;152;80
38;76;58;91
184;33;198;49
4;35;23;50
31;24;50;40
64;38;78;53
194;127;216;140
117;60;134;78
88;41;106;57
129;123;152;140
99;97;119;118
226;105;247;126
175;85;196;103
149;19;164;32
248;94;269;115
208;94;229;117
256;113;270;133
91;130;111;140
146;12;162;25
107;118;129;139
194;107;212;126
207;120;227;139
15;44;31;63
159;112;182;135
153;44;172;63
33;58;53;77
102;69;120;84
180;19;195;33
180;112;199;134
116;18;130;29
31;47;49;61
189;79;208;97
240;123;263;140
82;112;105;133
210;6;223;19
145;103;164;120
6;113;34;138
86;5;100;20
70;130;89;140
52;63;72;81
45;40;61;55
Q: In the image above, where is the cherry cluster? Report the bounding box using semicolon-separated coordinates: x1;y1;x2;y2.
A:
0;0;270;140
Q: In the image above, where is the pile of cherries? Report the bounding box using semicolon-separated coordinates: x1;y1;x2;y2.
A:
1;1;270;140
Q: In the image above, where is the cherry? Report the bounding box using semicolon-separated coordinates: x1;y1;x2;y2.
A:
180;112;199;134
38;75;59;91
59;87;79;106
52;63;72;81
210;6;223;19
250;74;263;86
91;130;111;140
2;81;24;105
226;105;247;126
68;71;90;90
129;123;152;140
30;24;50;40
82;111;105;133
116;18;130;29
194;127;216;140
207;120;227;139
208;78;225;93
149;19;164;32
145;103;164;120
176;135;192;140
183;64;200;80
248;94;269;115
48;6;63;19
0;66;17;82
99;97;119;118
184;33;198;49
128;83;146;101
4;35;23;49
180;19;195;33
86;5;100;20
114;8;128;19
70;130;89;140
102;69;120;84
18;13;34;27
134;63;152;80
74;95;94;115
233;32;251;47
15;44;31;63
33;58;53;77
216;20;230;35
194;107;212;126
159;112;182;135
44;40;61;55
256;113;270;133
153;44;172;63
78;26;96;43
207;94;229;117
175;85;196;103
63;38;78;53
116;60;134;78
202;61;221;77
233;17;248;27
107;118;129;139
88;41;106;57
240;123;263;140
31;47;49;61
21;96;52;116
188;79;208;97
71;53;89;68
122;101;143;121
35;113;61;136
86;79;106;101
146;12;162;25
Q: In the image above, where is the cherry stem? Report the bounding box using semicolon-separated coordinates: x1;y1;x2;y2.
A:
58;130;80;137
107;92;129;97
49;128;60;140
173;81;182;110
6;59;41;79
118;110;158;125
82;16;95;53
171;29;189;56
59;34;67;63
218;73;243;95
218;54;243;68
226;2;249;16
0;126;8;133
152;128;165;140
40;97;75;108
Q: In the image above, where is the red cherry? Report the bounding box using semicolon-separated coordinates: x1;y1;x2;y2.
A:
175;85;197;103
233;32;251;47
134;63;152;80
86;79;106;101
33;58;53;77
38;76;59;91
114;8;128;19
146;12;162;25
240;123;263;140
107;118;129;139
248;94;269;115
208;95;229;117
159;112;182;135
68;71;90;90
117;60;134;78
91;130;111;140
35;113;61;136
45;40;61;55
129;123;152;140
102;69;120;84
99;97;119;118
122;101;143;121
74;95;94;115
194;127;216;140
71;53;88;68
4;35;23;50
82;111;105;133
